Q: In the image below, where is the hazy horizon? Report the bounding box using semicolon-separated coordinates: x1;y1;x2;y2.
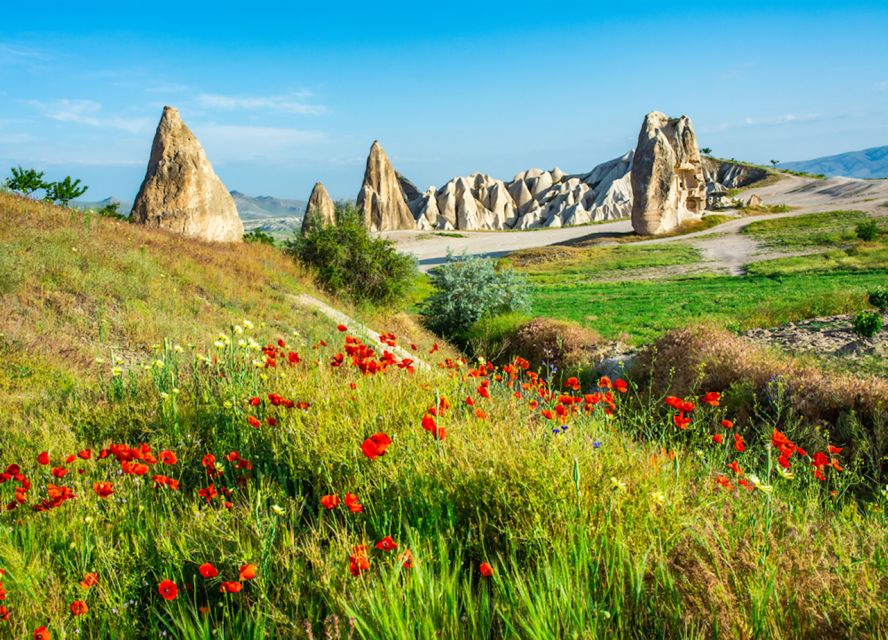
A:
2;1;886;202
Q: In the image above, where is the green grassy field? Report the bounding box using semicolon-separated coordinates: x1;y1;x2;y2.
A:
520;211;888;344
1;195;886;638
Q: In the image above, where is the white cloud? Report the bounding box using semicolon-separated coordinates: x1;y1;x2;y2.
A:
24;99;154;134
196;92;325;115
700;113;822;134
195;124;328;162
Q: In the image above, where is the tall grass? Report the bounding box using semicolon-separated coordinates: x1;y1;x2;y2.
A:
0;320;884;638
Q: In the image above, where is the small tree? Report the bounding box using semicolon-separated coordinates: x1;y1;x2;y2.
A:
45;176;88;206
422;253;529;338
5;166;47;196
285;204;415;306
770;159;780;169
868;286;888;310
701;147;712;156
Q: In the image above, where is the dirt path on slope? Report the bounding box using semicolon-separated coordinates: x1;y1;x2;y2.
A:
289;294;429;370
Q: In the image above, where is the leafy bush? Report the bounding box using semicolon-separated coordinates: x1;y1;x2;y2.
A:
285;204;415;306
244;229;276;245
44;176;88;205
5;166;47;195
868;286;888;310
95;201;127;220
852;309;883;338
422;253;528;337
855;220;878;241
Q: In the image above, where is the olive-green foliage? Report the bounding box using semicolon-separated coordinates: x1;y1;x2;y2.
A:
243;228;276;246
852;309;883;338
422;253;529;338
286;204;416;307
869;286;888;310
856;219;879;241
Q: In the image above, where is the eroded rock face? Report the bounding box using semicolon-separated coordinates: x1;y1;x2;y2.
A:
631;111;706;235
408;152;634;231
131;106;243;242
302;181;336;232
356;141;417;232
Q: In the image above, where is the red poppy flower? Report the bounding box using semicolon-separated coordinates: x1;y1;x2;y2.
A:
79;573;98;589
158;450;177;465
92;482;113;498
733;433;746;452
475;409;487;420
421;414;437;432
716;475;732;489
337;324;348;332
721;419;734;429
220;581;243;593
673;413;691;430
727;461;743;476
157;579;178;600
401;549;414;569
361;433;391;460
701;392;720;407
37;451;50;465
320;494;339;509
712;434;724;445
239;564;258;581
614;379;628;394
202;454;216;468
199;563;218;579
778;455;791;469
69;600;88;616
478;385;490;399
33;627;51;640
77;449;92;460
565;377;580;391
51;467;68;478
344;493;363;513
247;416;261;429
479;562;494;577
375;536;397;552
827;444;842;455
0;605;9;621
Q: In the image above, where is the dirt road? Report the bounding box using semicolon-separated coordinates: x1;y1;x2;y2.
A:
386;174;888;273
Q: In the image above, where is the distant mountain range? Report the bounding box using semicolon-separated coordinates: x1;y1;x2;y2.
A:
73;191;307;235
779;145;888;179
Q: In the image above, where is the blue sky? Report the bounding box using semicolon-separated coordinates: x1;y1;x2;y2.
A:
1;1;886;202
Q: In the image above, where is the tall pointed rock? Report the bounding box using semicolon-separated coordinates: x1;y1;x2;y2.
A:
630;111;706;236
131;106;243;242
356;140;416;232
302;181;336;233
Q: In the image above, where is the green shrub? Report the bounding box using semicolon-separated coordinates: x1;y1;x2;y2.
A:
244;228;276;245
422;253;529;337
44;176;88;205
855;220;878;241
96;201;127;220
285;204;415;306
5;166;47;195
868;286;888;310
852;310;883;338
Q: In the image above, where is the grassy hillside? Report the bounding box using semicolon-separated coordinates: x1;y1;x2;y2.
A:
0;193;440;407
0;194;885;638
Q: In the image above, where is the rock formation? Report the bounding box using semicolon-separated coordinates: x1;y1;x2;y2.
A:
301;181;336;232
630;111;707;235
131;106;243;242
356;141;416;232
408;152;634;231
